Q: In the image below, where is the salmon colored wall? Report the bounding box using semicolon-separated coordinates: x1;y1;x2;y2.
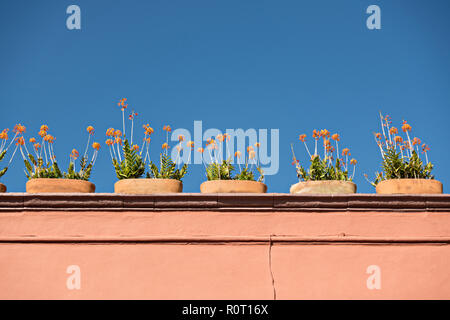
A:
0;193;449;300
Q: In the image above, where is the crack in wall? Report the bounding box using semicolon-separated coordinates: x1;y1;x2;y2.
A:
268;234;277;300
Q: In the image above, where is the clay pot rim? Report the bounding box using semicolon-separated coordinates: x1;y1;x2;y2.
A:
116;178;182;182
200;180;268;194
0;182;6;192
292;180;356;184
27;178;93;183
377;178;440;183
201;180;266;185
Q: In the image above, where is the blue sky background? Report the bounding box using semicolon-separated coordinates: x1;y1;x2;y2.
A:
1;0;449;193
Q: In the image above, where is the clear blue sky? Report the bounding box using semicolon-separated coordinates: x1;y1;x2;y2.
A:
1;0;449;193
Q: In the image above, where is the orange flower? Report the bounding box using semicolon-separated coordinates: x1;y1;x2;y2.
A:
350;158;357;165
248;150;256;160
70;149;79;160
312;129;320;139
114;130;122;137
162;143;169;150
0;130;8;140
105;139;114;146
92;142;101;150
15;136;25;146
389;127;398;135
412;137;421;146
255;142;261;148
197;147;204;153
145;137;151;143
421;144;430;153
106;128;115;137
29;137;36;143
394;136;403;143
320;129;330;138
132;144;139;151
40;125;48;132
342;148;350;156
298;134;307;142
118;98;128;110
128;112;138;120
143;125;154;135
178;135;185;142
247;146;254;153
44;135;55;144
375;132;382;139
13;124;26;134
401;120;412;132
33;143;41;151
187;141;194;148
235;151;241;158
115;137;123;145
216;134;224;142
38;130;47;138
86;126;95;135
331;133;340;141
163;125;172;132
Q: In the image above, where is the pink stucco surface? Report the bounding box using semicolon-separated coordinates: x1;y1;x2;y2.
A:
0;193;449;299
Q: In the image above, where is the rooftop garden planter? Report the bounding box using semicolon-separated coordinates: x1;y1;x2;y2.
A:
115;178;182;194
197;133;267;193
26;178;95;193
200;180;267;193
376;178;442;194
368;113;442;194
290;180;356;194
13;124;100;194
290;129;357;194
108;99;189;194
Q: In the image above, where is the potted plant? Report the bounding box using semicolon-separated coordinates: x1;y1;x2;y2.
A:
0;127;20;192
366;113;442;194
110;98;188;194
18;124;100;193
290;129;357;194
199;135;267;193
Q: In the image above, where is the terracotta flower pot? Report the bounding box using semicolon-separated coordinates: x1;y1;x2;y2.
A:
200;180;267;193
0;182;6;193
376;179;443;194
290;180;357;194
114;178;183;194
26;178;95;193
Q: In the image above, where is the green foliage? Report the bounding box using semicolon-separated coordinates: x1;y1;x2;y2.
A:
0;150;6;178
23;153;93;181
147;153;188;181
112;139;146;179
295;155;350;181
63;156;93;180
206;160;234;181
371;148;434;186
205;159;264;182
24;155;63;179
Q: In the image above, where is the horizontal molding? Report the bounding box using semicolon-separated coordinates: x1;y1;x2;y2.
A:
0;193;449;212
1;235;450;244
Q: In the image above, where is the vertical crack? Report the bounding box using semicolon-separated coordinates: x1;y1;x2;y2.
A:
268;234;277;300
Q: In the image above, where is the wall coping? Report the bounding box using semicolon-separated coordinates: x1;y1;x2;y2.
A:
1;193;450;212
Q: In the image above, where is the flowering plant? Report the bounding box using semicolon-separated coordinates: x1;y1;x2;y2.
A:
198;134;264;182
107;98;189;181
367;113;433;185
17;124;100;180
291;129;356;181
0;127;19;178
